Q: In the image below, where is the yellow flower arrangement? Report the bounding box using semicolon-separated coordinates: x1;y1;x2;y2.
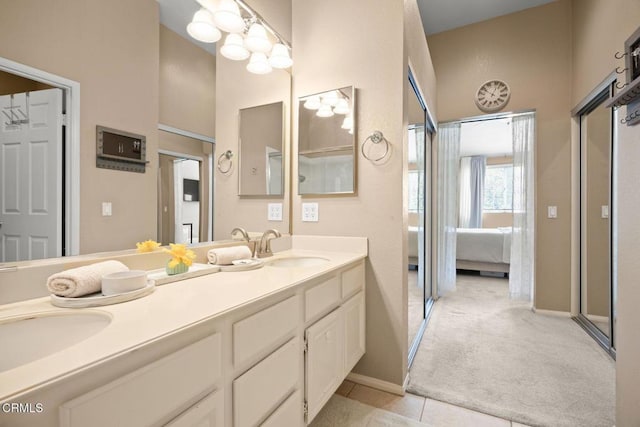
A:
136;239;161;253
163;243;196;268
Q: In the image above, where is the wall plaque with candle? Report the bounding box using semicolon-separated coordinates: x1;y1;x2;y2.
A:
96;125;147;173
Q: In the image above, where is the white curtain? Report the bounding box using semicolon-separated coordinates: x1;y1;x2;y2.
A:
458;157;471;227
509;113;535;301
437;123;460;296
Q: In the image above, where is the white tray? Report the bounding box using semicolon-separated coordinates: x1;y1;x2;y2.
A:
50;282;155;308
212;259;264;272
146;263;220;286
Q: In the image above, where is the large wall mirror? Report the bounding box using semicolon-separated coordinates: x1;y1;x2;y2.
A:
238;101;284;197
298;86;356;196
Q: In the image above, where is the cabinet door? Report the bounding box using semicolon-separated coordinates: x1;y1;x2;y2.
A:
165;389;223;427
343;291;365;376
305;309;343;424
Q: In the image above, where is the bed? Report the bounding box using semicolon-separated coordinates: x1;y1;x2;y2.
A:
456;227;512;274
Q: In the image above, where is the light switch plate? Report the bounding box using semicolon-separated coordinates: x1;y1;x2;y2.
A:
102;202;112;217
547;206;557;219
268;203;283;221
302;202;319;222
601;205;609;219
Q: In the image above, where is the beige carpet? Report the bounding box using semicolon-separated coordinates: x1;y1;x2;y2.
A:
311;394;430;427
407;274;615;427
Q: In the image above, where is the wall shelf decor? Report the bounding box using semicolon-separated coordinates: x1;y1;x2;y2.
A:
96;126;148;173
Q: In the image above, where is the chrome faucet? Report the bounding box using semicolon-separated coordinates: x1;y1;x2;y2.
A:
257;229;282;258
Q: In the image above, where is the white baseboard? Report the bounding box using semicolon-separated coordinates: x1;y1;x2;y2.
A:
532;308;571;318
346;372;405;396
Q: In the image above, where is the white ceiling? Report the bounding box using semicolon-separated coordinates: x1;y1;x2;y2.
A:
417;0;557;35
158;0;217;55
460;118;512;157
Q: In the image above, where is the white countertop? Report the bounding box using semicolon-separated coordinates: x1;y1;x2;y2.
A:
0;246;366;401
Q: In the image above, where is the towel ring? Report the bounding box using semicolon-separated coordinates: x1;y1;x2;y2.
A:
361;131;390;162
217;150;234;174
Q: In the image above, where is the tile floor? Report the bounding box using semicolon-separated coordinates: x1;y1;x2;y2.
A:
335;381;532;427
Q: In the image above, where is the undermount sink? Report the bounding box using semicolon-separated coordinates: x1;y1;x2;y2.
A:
0;311;111;373
267;256;330;268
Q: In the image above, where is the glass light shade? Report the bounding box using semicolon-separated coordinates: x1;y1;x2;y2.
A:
214;0;245;33
187;9;221;43
321;90;339;106
316;104;334;118
246;52;272;74
245;23;272;53
196;0;218;12
333;98;350;114
269;43;293;69
220;33;250;60
303;96;321;110
341;116;353;130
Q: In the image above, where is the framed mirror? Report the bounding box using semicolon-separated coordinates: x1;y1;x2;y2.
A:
238;101;285;197
298;86;356;196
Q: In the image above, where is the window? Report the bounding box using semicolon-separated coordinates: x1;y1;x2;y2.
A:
408;171;424;212
483;164;513;211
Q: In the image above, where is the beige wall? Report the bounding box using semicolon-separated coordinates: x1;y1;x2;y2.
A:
428;0;573;311
159;25;215;138
0;0;160;254
214;0;292;238
571;1;640;424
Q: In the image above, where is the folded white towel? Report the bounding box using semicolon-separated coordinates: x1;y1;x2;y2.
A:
47;260;129;298
208;246;252;265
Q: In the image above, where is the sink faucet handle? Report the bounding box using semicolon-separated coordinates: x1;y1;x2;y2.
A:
258;229;282;258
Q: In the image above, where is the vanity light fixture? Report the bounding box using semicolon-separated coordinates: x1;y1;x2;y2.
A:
321;90;339;107
214;0;245;33
341;116;353;130
316;104;335;118
188;0;292;75
304;96;322;110
187;8;221;43
246;52;272;75
220;33;250;60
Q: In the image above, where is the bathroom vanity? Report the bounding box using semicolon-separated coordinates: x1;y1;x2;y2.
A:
0;236;367;426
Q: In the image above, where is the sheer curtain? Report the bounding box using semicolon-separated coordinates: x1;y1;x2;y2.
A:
510;113;535;301
437;123;460;296
458;156;486;228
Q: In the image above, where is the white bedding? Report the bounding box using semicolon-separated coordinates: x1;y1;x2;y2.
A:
456;227;511;264
408;226;419;259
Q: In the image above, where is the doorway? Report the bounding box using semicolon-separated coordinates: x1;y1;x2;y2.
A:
407;68;436;366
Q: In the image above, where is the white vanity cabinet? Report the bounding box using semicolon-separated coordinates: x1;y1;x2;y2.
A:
304;263;366;424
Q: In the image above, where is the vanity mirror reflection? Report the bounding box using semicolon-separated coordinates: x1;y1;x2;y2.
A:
298;86;356;196
238;101;284;196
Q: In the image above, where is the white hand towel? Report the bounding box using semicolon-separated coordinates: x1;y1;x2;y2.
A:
47;260;129;298
208;246;252;265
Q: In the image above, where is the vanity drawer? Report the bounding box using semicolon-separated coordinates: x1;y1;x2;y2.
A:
233;338;299;427
60;333;222;427
305;275;340;322
233;295;299;367
341;262;364;299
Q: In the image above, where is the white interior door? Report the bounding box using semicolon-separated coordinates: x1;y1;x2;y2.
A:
0;88;63;262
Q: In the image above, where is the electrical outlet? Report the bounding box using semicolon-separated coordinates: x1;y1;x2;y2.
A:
302;202;319;222
102;202;112;217
268;203;283;221
547;205;557;219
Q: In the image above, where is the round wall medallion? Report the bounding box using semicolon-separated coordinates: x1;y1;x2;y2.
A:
475;80;510;113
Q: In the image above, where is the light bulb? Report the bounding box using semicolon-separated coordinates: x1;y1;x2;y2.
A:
321;90;339;106
316;104;334;118
333;98;350;115
246;52;272;74
269;43;293;69
245;23;272;53
303;96;321;110
214;0;245;33
220;33;250;60
187;9;221;43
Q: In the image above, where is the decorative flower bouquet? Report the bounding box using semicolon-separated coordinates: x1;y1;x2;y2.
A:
136;239;161;253
162;243;196;275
